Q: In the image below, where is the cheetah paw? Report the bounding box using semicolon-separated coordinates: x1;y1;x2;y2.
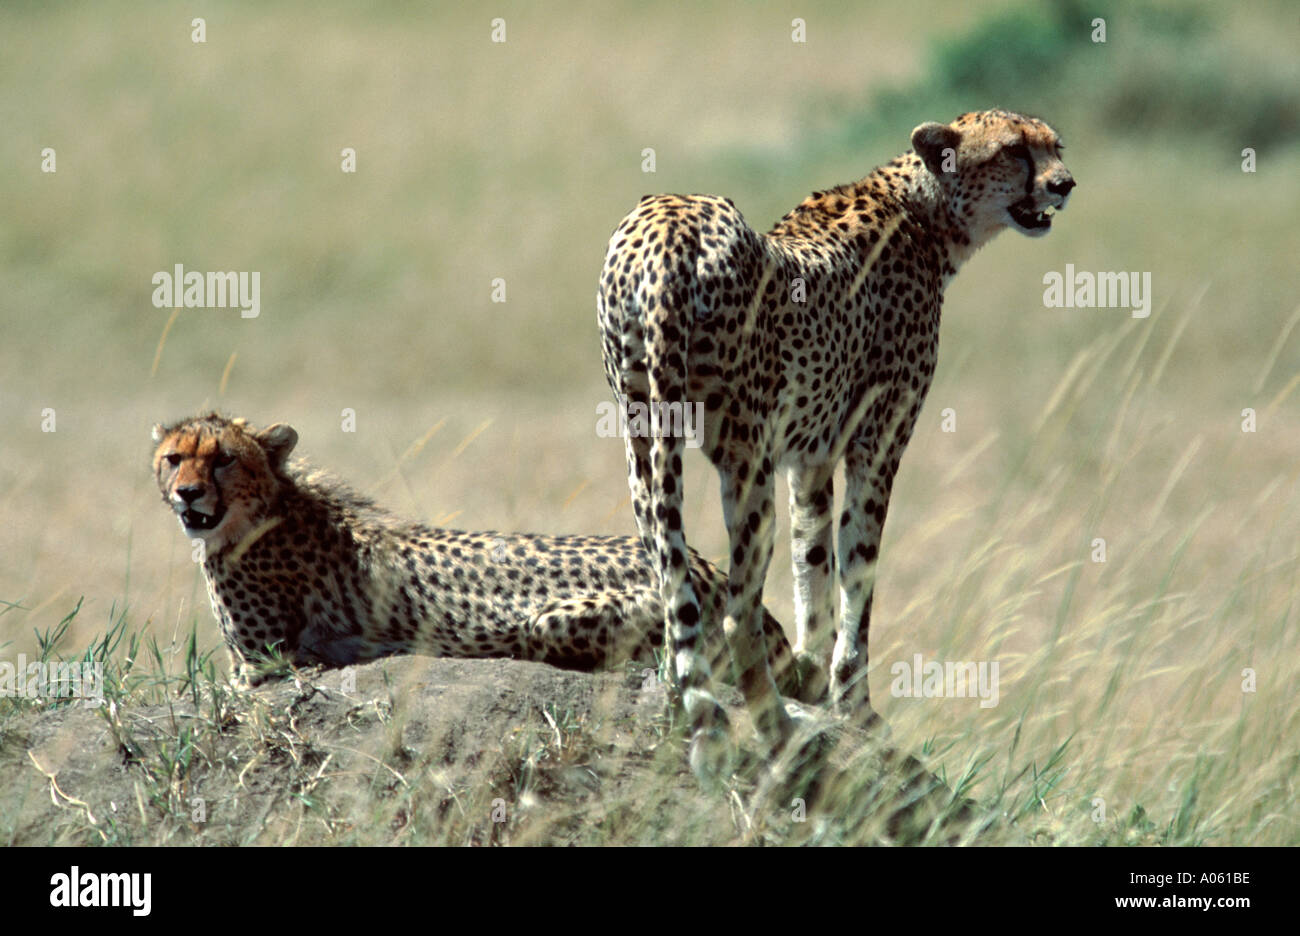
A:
683;688;734;787
790;651;830;704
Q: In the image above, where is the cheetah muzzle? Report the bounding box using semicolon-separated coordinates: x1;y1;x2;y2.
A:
178;504;225;532
1007;199;1056;233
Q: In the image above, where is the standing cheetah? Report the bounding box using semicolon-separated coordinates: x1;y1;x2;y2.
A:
597;110;1074;767
153;413;796;689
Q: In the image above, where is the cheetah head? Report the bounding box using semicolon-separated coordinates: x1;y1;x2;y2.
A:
911;109;1074;243
152;413;298;552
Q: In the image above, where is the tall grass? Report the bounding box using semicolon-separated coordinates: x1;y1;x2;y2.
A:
1;0;1296;845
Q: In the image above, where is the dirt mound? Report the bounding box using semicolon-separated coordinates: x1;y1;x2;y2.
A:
2;656;1012;845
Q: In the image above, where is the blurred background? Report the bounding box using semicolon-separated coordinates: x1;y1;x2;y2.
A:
2;1;1297;839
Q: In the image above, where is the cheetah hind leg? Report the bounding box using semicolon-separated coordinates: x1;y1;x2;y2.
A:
529;591;734;784
717;459;795;757
529;590;803;699
526;590;663;671
604;314;728;778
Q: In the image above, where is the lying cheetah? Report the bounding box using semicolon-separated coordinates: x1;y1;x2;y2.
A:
153;413;796;690
597;110;1074;765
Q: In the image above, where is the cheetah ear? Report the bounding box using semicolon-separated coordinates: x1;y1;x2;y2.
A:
254;423;299;469
911;122;962;176
151;423;165;444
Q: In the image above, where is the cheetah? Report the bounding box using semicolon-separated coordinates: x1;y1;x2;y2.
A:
152;413;796;690
597;109;1074;767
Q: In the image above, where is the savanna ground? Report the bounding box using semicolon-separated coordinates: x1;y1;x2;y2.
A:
1;1;1297;845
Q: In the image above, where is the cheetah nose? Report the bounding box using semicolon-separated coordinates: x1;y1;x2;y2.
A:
176;485;205;504
1048;177;1075;197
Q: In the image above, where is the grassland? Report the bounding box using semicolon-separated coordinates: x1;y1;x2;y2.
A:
1;0;1297;845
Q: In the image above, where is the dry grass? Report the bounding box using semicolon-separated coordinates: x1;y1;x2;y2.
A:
1;0;1296;844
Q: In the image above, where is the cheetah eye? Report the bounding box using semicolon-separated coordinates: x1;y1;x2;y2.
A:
214;452;237;469
1005;143;1031;163
164;453;182;467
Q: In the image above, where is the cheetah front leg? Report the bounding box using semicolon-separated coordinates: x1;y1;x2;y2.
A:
719;452;793;751
831;443;894;725
787;463;837;704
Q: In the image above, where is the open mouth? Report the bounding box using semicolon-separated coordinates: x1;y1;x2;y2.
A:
1008;198;1055;231
180;506;225;531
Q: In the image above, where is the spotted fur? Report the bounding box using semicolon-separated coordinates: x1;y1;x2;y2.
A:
597;110;1074;765
153;413;796;689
